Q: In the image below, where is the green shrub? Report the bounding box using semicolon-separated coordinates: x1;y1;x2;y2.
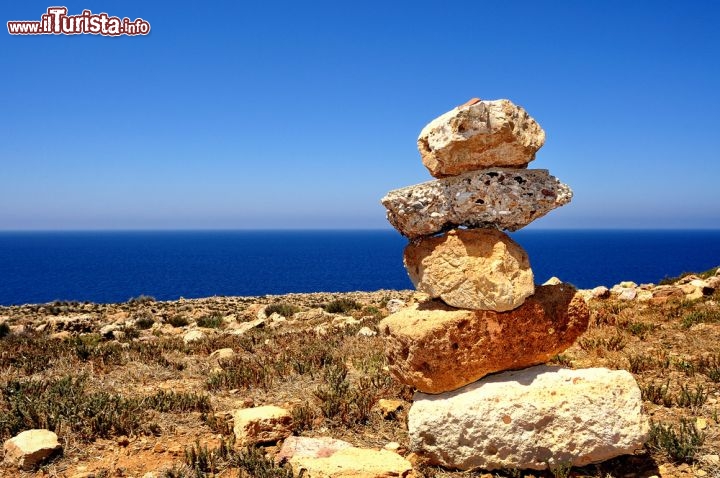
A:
313;363;377;426
168;315;190;327
676;384;707;409
0;375;149;441
647;419;704;463
628;353;655;373
697;353;720;382
120;325;141;340
0;376;211;443
264;303;299;318
182;437;295;478
578;334;626;352
134;314;155;330
641;381;673;407
621;320;657;339
681;309;720;329
206;357;274;391
324;298;360;314
141;390;211;413
229;443;295;477
197;313;223;329
549;354;573;368
291;401;316;433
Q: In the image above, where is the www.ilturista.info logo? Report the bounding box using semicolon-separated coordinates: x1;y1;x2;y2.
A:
7;7;150;36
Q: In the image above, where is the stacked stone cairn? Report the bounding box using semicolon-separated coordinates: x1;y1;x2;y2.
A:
379;98;649;472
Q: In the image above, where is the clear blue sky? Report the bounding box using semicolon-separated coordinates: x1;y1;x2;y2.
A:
2;1;719;230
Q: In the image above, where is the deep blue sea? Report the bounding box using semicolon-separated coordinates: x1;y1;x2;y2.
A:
0;230;719;306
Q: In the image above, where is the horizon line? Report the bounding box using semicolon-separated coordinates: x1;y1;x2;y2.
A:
1;227;720;233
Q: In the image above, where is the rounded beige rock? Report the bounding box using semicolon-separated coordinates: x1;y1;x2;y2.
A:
404;228;533;311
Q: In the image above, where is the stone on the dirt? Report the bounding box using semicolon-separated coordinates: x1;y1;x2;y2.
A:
233;405;293;446
357;326;377;337
376;399;404;419
289;446;413;478
618;288;637;301
409;365;649;470
276;436;352;463
3;429;62;471
208;348;235;361
386;298;406;314
228;317;265;336
99;323;118;338
183;329;205;344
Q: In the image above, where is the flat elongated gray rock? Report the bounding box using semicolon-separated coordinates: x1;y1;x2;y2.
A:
409;366;648;471
418;98;545;177
381;168;572;239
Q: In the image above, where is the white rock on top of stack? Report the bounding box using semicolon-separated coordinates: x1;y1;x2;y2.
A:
381;168;572;239
418;98;545;178
409;365;649;471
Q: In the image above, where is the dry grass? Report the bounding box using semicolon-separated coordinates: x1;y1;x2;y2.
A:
0;283;718;477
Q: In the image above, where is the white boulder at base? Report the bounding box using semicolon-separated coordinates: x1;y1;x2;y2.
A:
408;365;648;471
3;429;62;470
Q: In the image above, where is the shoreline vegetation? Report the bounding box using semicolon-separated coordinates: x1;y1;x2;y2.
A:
0;268;719;477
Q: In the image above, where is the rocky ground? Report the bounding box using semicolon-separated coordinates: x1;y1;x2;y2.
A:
0;269;719;478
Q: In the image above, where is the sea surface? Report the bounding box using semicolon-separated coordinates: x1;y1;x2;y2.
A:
0;230;719;306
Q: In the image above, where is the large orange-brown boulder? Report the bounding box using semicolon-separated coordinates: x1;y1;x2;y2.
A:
404;228;534;311
379;284;589;394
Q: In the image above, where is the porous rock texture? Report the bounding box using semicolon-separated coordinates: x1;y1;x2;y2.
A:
232;405;293;446
381;168;572;239
418;98;545;177
409;366;649;471
404;228;534;311
379;284;589;394
3;429;62;471
288;446;414;478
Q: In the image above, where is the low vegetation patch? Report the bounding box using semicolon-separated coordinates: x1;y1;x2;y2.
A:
0;321;9;339
0;375;152;441
196;313;224;329
264;303;299;318
180;438;295;478
168;315;190;327
647;419;705;463
681;309;720;329
1;283;719;476
0;375;215;443
323;298;360;314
